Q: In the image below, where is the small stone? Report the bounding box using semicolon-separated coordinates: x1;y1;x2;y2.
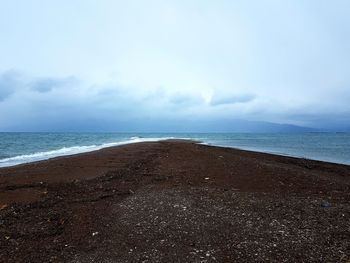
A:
321;201;331;208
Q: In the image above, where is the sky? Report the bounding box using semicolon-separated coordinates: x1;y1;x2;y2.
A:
0;0;349;132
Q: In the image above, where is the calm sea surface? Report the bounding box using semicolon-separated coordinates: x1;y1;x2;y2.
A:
0;132;349;167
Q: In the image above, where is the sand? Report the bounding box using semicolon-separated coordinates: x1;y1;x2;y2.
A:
0;140;349;262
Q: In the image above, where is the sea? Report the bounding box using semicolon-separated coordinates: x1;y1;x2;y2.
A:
0;132;349;167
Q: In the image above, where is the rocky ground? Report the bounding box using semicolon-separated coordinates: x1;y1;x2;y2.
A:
0;140;349;262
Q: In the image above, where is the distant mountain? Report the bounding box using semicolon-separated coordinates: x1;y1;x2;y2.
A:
108;119;318;133
2;118;318;133
190;120;314;133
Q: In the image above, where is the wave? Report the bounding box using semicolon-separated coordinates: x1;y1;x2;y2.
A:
129;136;142;140
0;137;176;168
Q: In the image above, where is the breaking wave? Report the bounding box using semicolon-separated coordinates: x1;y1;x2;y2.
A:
0;137;175;168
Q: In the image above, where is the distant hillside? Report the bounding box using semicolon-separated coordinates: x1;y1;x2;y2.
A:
108;119;318;133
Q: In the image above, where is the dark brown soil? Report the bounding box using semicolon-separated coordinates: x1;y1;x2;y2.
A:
0;140;349;262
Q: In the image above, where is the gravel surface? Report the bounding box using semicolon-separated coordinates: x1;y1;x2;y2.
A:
0;140;349;262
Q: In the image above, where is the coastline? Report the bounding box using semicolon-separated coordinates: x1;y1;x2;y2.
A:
0;140;349;262
2;133;350;168
0;137;181;168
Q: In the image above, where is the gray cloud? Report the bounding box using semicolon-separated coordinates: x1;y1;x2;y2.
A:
0;70;349;132
210;93;255;106
0;71;78;102
0;71;22;101
31;76;77;93
168;93;203;107
0;1;350;131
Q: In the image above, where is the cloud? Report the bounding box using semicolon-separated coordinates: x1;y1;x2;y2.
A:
0;69;349;132
0;1;350;131
210;93;255;106
0;71;22;101
30;76;77;93
168;93;203;107
0;71;78;101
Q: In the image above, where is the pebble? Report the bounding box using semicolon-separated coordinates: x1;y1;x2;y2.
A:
321;201;331;208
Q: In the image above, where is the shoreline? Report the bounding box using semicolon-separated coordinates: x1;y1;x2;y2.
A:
0;140;349;262
0;137;186;168
201;142;350;166
0;139;349;205
1;138;350;169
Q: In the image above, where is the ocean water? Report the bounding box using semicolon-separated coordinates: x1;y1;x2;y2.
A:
0;132;349;167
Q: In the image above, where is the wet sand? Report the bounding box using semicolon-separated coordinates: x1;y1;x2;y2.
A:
0;140;349;262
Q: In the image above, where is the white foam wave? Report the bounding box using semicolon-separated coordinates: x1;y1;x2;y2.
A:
0;137;176;168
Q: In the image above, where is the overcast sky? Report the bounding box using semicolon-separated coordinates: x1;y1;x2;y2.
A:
0;0;349;131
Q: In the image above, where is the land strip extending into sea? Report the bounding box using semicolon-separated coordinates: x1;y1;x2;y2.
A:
0;140;349;262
